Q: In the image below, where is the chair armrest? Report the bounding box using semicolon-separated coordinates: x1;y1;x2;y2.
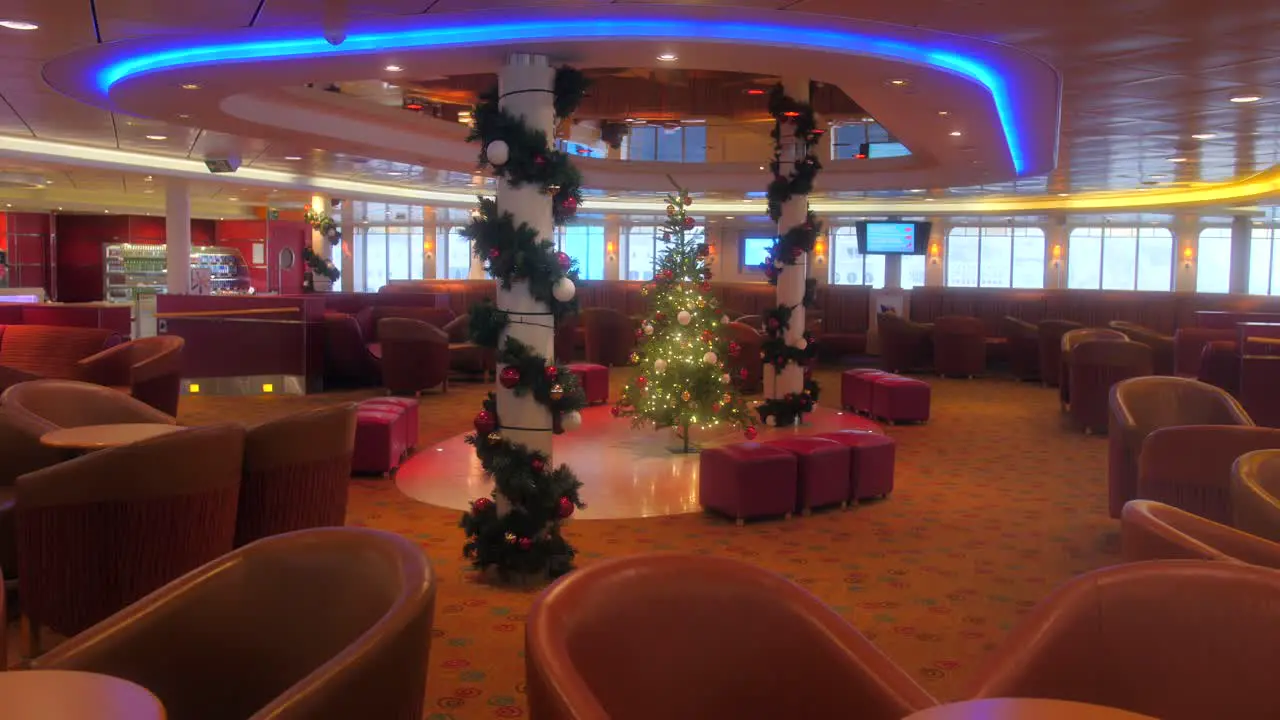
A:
75;344;135;386
1140;426;1280;493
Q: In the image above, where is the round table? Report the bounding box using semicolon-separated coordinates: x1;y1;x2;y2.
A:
0;670;165;719
40;423;183;451
906;699;1157;720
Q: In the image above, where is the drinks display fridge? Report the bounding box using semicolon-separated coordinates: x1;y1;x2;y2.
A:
104;244;252;302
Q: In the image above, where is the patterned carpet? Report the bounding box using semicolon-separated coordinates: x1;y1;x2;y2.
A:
172;368;1121;719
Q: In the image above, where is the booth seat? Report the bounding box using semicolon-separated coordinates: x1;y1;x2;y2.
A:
1173;327;1236;377
0;303;131;336
0;325;122;390
321;304;456;386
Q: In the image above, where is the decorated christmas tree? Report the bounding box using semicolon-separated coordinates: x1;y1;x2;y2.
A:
613;181;756;452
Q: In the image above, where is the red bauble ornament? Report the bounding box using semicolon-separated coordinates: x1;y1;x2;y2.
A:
728;341;741;357
545;365;559;381
557;496;575;518
701;330;714;342
471;497;494;514
556;252;571;270
534;155;546;166
711;402;721;412
637;375;648;387
767;318;780;330
474;409;496;435
791;246;803;258
532;457;545;473
611;406;621;417
764;266;778;280
683;216;695;229
655;311;666;322
635;328;644;338
488;248;500;259
562;196;578;211
744;426;758;440
739;368;749;379
701;281;712;292
517;537;534;550
499;366;521;389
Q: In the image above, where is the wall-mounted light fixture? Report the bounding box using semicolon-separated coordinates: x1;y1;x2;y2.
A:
423;238;434;261
1051;243;1063;267
928;241;941;265
813;237;827;264
1183;245;1195;268
606;239;617;261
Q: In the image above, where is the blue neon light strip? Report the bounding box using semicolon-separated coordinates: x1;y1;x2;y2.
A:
93;18;1027;173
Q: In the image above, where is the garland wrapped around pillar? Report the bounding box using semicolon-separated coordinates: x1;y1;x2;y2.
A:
459;58;590;580
758;82;825;426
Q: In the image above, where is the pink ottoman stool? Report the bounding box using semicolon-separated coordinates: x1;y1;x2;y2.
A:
361;397;419;456
849;370;894;415
764;437;851;515
870;376;931;425
814;430;896;502
353;408;407;477
566;363;609;405
841;368;888;412
699;442;798;525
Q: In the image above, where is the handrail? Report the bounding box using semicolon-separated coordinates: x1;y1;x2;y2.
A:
154;307;301;319
161;316;306;326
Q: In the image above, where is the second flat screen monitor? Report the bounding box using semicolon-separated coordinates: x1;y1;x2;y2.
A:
856;221;929;254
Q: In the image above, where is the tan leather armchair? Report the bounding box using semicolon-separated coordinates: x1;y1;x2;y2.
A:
1138;425;1280;525
877;312;933;373
375;317;449;396
525;553;937;720
1068;340;1152;435
0;408;66;575
1001;315;1039;381
1107;376;1252;518
443;313;494;382
969;560;1280;720
1036;319;1082;387
1231;449;1280;542
16;423;244;654
1121;500;1280;567
77;336;185;416
34;527;436;720
932;315;987;378
0;378;177;431
237;403;358;547
1059;328;1128;410
1109;321;1175;376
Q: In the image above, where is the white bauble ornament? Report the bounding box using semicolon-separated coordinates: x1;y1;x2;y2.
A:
797;338;808;350
654;359;668;373
644;323;654;336
721;373;730;384
562;411;583;432
774;259;785;269
677;310;692;326
721;315;731;324
552;277;576;302
703;351;718;365
486;139;510;167
766;416;777;427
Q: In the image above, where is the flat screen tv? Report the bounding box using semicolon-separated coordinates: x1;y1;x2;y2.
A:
856;221;930;254
741;236;774;268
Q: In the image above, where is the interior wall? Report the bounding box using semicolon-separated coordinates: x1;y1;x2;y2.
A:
1;212;51;292
54;214;219;302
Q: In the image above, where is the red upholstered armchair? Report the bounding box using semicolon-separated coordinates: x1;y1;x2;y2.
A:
375;318;449;396
1060;328;1129;410
1173;327;1236;377
876;313;932;373
722;321;763;393
1001;315;1039;381
0;325;121;391
76;335;185;416
581;307;635;367
1137;424;1280;525
1238;355;1280;429
1108;376;1253;518
444;313;495;382
968;561;1280;720
1231;449;1280;543
932;315;987;378
1067;339;1152;434
1109;321;1175;376
526;554;937;720
1121;500;1280;567
1036;319;1082;387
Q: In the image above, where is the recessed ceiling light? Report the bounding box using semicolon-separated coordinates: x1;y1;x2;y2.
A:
177;113;191;119
228;196;239;201
180;83;201;90
145;135;168;141
1148;174;1167;179
384;64;403;72
924;197;936;202
937;110;949;116
144;175;153;182
0;20;39;31
284;155;302;161
1191;133;1217;140
725;216;735;220
909;188;925;193
1168;156;1188;163
888;79;908;86
657;53;678;62
1057;192;1070;197
949;131;963;137
1230;94;1261;103
758;165;765;171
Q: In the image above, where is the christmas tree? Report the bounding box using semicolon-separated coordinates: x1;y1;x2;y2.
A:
613;181;757;452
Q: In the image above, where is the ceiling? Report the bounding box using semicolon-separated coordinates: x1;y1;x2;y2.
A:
0;0;1278;215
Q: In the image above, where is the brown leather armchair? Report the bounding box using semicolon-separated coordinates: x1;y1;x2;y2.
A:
1109;321;1175;376
1036;319;1082;387
375;318;449;396
1001;316;1039;382
443;313;494;382
1108;376;1253;518
237;403;358;547
1238;355;1280;429
0;408;66;576
1059;328;1129;410
722;321;764;394
525;554;937;720
34;527;436;720
968;561;1280;720
581;307;636;367
1231;449;1280;542
1;378;178;430
1068;340;1152;435
877;313;932;373
1120;500;1280;567
76;336;185;416
1137;425;1280;525
16;423;244;655
932;315;987;378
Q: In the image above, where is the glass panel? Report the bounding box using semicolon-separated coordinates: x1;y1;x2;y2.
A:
978;227;1013;288
864;253;886;289
410;228;425;280
626;226;658;281
558;225;605;281
386;232;410;281
829;226;865;285
684;125;707;162
655;127;684;162
364;228;388;292
1101;227;1137;290
1067;227;1103;289
1011;228;1046;289
945;227;980;287
1249;229;1276;295
1197;228;1232;294
1135;228;1173;291
627;127;657;161
900;254;926;290
446;227;471;280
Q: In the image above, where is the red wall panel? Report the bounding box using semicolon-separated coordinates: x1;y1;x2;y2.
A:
3;212;52;294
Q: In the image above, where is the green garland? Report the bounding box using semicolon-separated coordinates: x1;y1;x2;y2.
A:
304;208;341;245
552;66;590;120
759;304;818;372
462;197;580;322
300;246;339;282
757;379;822;428
762;211;823;286
764;84;825;224
495;336;587;432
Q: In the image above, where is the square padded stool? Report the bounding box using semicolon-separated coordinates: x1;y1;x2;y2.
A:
699;442;798;525
814;430;896;502
764;437;851;515
841;368;888;412
870;376;931;425
361;397;419;456
566;363;609;405
353;408;407;477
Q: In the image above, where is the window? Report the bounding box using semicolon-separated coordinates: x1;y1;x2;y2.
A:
1249;227;1280;295
555;225;605;280
1197;228;1232;294
623;225;690;280
900;255;927;290
945;226;1045;288
624;125;707;162
441;226;472;280
359;225;423;292
741;236;773;269
830;121;908;160
829;226;885;288
1067;226;1173;291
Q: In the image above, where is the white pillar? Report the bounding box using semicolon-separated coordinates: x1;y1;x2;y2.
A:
1230;215;1251;294
310;194;331;260
496;54;556;459
165;179;191;295
765;77;810;401
925;220;947;287
1174;214;1198;293
340;203;355;292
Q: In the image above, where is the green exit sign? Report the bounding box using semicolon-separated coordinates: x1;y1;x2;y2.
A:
267;208;280;220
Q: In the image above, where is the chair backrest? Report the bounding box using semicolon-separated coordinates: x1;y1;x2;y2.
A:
1001;315;1037;338
376;317;447;344
526;553;933;720
34;527;435;720
1120;500;1280;568
0;406;66;488
0;325;119;378
1232;449;1280;543
244;403;358;472
933;315;986;337
1070;338;1152;371
442;313;471;343
1062;327;1128;352
1112;375;1253;432
970;560;1280;720
1;379;177;429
